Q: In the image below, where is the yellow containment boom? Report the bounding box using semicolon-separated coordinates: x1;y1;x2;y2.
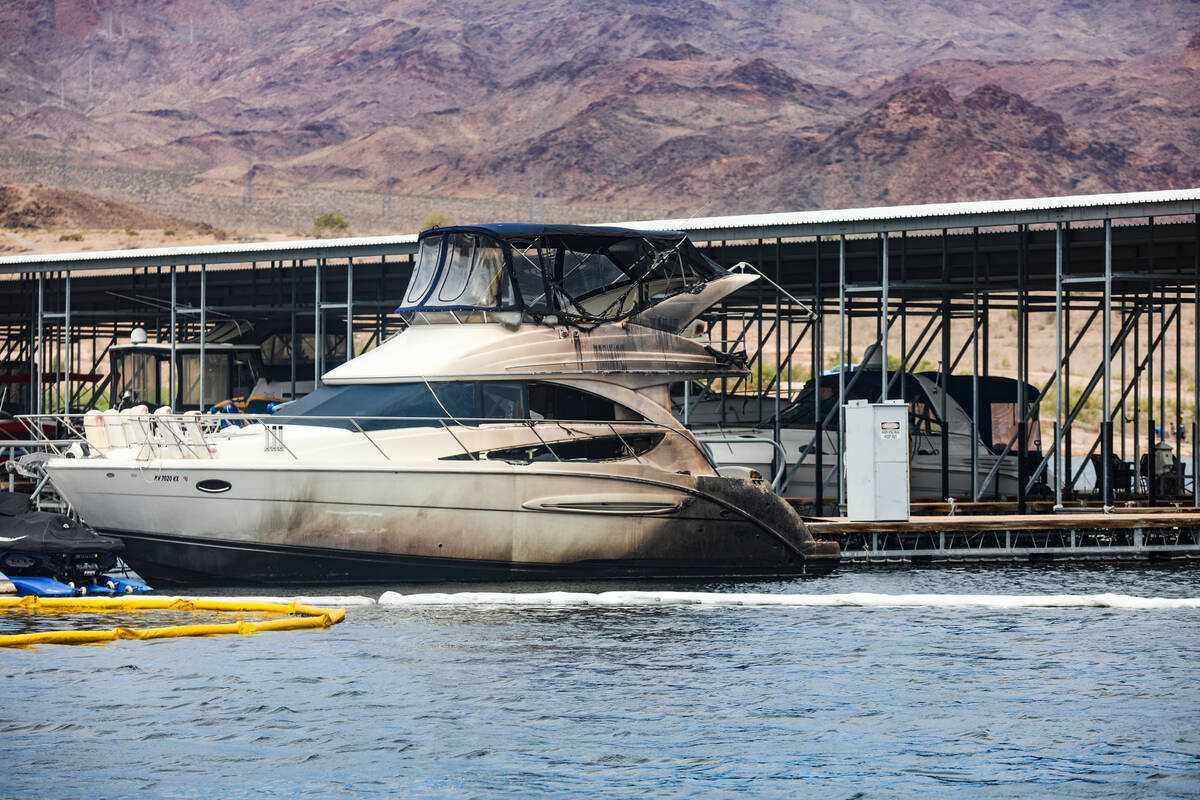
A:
0;596;346;648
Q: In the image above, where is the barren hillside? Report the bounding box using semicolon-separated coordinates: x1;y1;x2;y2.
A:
0;1;1195;231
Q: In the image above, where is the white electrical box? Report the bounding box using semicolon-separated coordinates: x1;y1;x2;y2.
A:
844;399;910;521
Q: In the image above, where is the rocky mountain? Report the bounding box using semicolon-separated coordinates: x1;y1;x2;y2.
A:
0;0;1195;230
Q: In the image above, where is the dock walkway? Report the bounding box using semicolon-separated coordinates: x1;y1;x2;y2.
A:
806;509;1200;566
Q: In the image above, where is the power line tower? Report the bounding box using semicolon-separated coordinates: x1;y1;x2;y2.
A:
243;161;255;208
58;141;69;188
382;168;395;217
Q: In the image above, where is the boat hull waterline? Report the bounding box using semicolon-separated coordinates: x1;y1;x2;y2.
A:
48;462;839;584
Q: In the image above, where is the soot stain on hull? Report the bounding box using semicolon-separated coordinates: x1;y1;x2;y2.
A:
109;520;839;585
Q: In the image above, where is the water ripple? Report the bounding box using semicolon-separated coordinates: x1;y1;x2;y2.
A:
3;566;1199;799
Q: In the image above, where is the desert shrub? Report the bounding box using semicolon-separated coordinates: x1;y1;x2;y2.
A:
314;211;350;236
58;232;83;241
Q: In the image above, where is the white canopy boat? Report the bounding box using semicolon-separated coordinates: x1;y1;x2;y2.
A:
34;225;840;584
692;357;1045;502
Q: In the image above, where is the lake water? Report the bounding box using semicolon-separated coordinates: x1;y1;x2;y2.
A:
4;565;1200;799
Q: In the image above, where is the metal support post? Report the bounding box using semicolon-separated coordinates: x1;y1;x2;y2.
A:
1063;223;1072;498
1134;300;1141;492
940;229;950;499
811;237;821;512
1175;286;1183;497
347;256;355;363
1102;219;1113;506
1194;213;1199;501
315;258;323;387
62;273;71;412
972;227;981;500
199;263;207;410
35;273;43;414
881;232;889;402
1054;223;1063;507
1017;225;1027;513
290;260;298;401
170;265;177;408
756;240;764;422
1160;287;1166;457
837;234;846;511
900;232;907;402
774;238;782;447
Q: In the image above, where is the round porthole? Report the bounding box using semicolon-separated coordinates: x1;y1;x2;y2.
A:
196;479;232;494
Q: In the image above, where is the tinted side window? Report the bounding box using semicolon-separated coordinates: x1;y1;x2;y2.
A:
527;383;640;421
481;382;526;419
277;382;475;430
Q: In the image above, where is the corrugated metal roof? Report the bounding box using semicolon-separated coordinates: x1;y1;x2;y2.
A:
1;188;1196;270
618;188;1200;234
0;233;419;268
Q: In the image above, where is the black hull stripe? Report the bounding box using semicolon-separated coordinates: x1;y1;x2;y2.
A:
103;529;839;586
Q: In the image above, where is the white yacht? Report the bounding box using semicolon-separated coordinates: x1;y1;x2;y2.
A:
38;225;840;584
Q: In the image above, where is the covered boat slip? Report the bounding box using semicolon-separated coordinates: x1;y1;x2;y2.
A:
1;191;1199;555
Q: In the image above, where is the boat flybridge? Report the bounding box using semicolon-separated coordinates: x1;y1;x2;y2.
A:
35;224;840;584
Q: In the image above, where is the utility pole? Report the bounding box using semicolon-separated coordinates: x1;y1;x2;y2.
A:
108;11;113;40
59;77;65;108
88;54;93;94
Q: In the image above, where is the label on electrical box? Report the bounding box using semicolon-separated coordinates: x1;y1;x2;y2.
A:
879;421;901;440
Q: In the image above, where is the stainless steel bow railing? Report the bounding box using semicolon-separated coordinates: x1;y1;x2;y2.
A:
15;412;728;474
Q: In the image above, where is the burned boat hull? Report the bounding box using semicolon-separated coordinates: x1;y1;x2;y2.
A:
48;461;839;584
108;531;839;584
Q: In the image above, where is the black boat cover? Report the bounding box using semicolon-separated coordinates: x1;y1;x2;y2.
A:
0;492;125;557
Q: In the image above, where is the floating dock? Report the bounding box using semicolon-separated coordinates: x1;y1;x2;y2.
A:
806;508;1200;566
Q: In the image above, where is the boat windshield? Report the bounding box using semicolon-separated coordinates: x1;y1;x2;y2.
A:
398;225;725;327
776;370;942;434
402;233;512;311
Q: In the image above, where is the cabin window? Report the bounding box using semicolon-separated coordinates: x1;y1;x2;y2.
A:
179;354;231;408
277;380;642;430
491;433;663;463
277;382;476;430
446;433;665;463
989;402;1040;454
114;352;165;406
528;382;640;421
481;382;526;419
